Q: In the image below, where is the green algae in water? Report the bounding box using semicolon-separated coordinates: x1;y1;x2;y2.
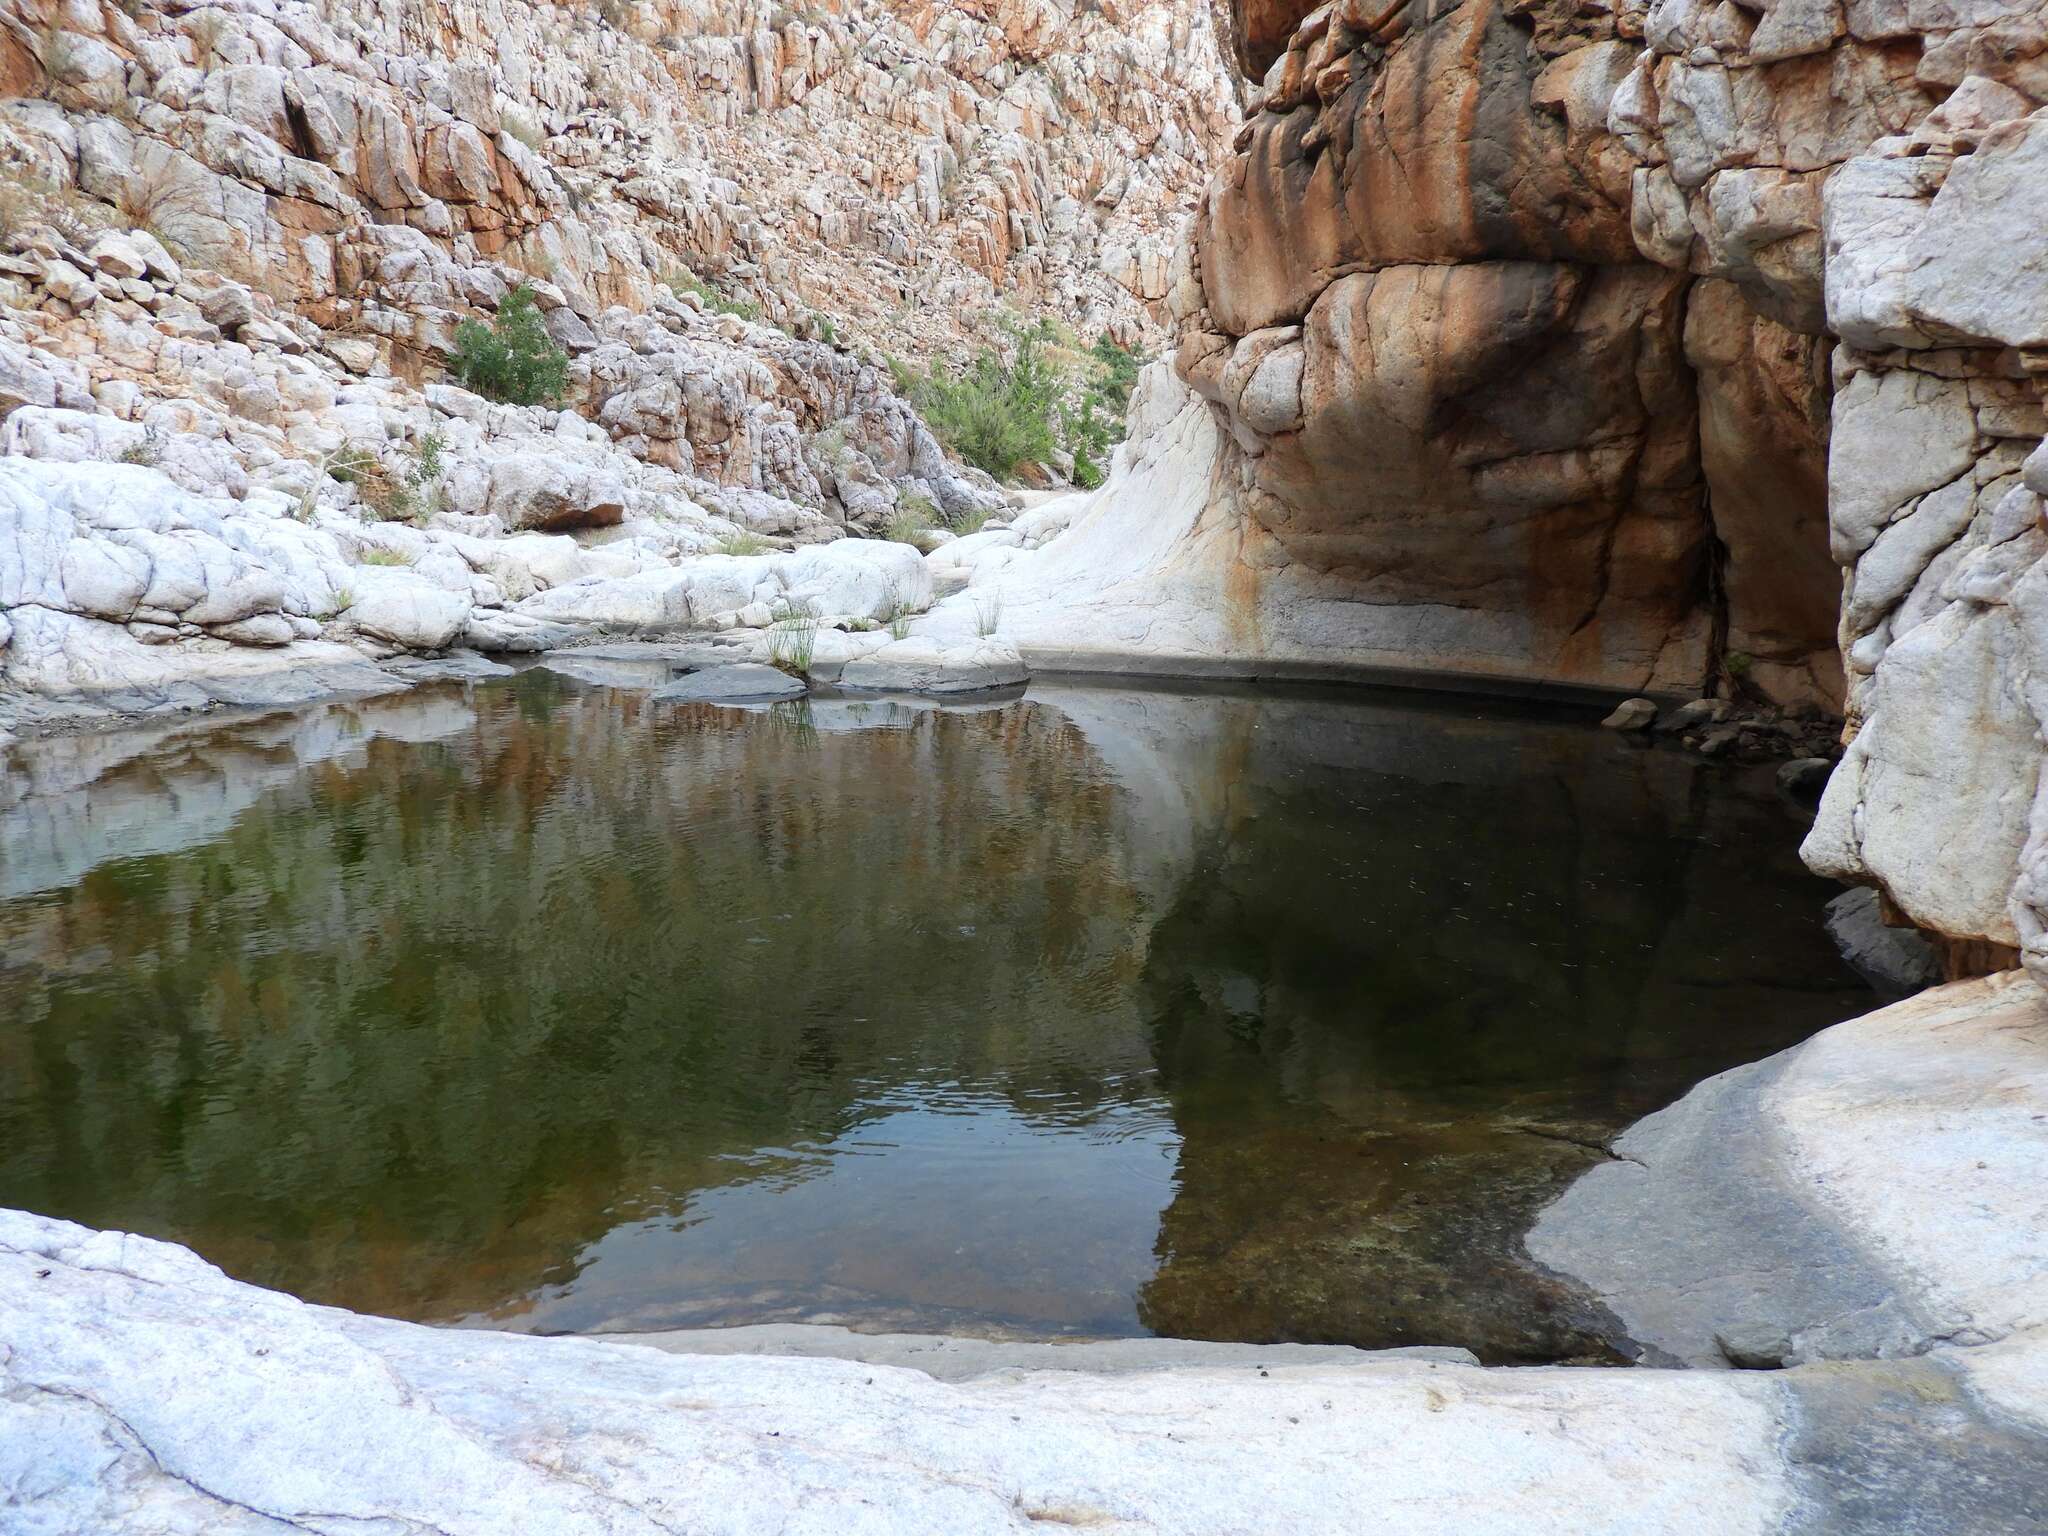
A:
0;673;1873;1361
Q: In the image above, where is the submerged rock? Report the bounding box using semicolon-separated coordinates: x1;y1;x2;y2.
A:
651;663;807;703
838;637;1030;694
1823;889;1943;998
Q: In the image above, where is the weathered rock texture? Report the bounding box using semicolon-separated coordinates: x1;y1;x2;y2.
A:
1;0;1232;361
0;0;1234;724
915;0;2048;983
1135;0;1884;702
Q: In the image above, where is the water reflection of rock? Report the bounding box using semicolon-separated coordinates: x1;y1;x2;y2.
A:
0;689;481;901
1036;686;1872;1362
0;676;1871;1356
0;676;1169;1325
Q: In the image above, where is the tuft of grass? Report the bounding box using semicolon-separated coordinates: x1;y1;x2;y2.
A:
950;503;995;536
883;491;937;545
358;547;415;567
972;591;1002;639
116;427;164;466
449;285;568;406
881;576;913;641
766;598;820;677
318;587;354;620
716;530;770;556
123;156;211;263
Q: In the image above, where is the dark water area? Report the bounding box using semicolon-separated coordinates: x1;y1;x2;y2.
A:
0;671;1873;1361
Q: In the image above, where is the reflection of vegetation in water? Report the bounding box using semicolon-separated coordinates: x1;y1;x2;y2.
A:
0;678;1871;1354
0;682;1156;1322
765;697;818;748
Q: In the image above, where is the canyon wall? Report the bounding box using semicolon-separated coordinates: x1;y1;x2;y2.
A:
1163;0;1875;702
1;0;1233;363
0;0;1233;718
1142;0;2048;974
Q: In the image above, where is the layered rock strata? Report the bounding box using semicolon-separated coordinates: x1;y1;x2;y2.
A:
0;0;1235;724
0;0;1232;360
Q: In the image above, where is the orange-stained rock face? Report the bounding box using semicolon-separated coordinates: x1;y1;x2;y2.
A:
1179;0;1891;705
1201;0;1636;334
1184;259;1713;688
1230;0;1322;78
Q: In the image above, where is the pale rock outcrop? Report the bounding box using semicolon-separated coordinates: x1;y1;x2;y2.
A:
1531;971;2048;1371
0;0;1234;730
650;661;807;703
838;635;1031;692
0;453;930;725
1793;120;2048;978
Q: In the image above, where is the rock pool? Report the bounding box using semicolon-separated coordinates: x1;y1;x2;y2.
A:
0;671;1872;1362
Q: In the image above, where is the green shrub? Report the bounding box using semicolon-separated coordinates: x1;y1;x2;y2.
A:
906;318;1062;483
716;530;770;556
899;322;1143;493
1060;333;1140;491
449;285;568;406
1087;331;1139;416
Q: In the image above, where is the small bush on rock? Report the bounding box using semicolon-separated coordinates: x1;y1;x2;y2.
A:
885;491;938;544
905;318;1062;484
449;285;568;406
116;428;163;467
900;320;1142;493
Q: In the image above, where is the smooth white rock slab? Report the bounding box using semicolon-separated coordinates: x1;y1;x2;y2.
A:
0;1207;1799;1536
837;636;1029;693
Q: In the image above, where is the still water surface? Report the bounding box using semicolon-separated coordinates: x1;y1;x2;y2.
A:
0;670;1872;1360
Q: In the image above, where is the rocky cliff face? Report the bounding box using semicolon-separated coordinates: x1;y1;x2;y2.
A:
1103;0;2045;979
1;0;1232;360
1161;0;1864;703
0;0;1233;721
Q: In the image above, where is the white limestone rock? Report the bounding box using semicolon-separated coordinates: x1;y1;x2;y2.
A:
0;1205;1803;1536
838;636;1030;694
651;662;807;703
1530;972;2048;1370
